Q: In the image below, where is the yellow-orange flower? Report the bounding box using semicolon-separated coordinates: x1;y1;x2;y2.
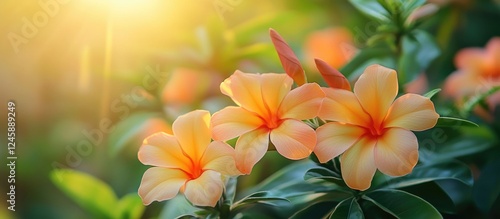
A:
138;110;240;206
211;71;325;174
314;64;439;191
444;37;500;109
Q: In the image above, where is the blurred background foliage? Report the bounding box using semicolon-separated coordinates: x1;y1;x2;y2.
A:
1;0;500;218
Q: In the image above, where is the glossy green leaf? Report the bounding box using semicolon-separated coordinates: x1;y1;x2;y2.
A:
116;193;145;219
434;117;478;128
329;198;364;219
421;137;493;162
378;161;473;189
474;158;500;213
363;189;442;219
423;88;441;99
398;30;440;84
304;167;345;187
108;112;164;157
290;201;337;219
159;195;199;219
50;169;118;218
223;177;238;205
349;0;390;21
231;191;289;212
401;182;456;214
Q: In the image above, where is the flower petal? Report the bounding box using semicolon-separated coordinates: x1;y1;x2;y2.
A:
261;73;293;112
270;119;316;160
443;70;482;100
201;141;241;176
234;128;270;174
455;48;485;70
184;170;224;207
314;123;365;163
354;64;398;127
374;128;419;176
138;132;190;171
384;94;439;131
279;83;325;120
211;106;264;141
138;167;188;205
341;136;376;191
173;110;211;161
318;88;371;126
220;70;267;115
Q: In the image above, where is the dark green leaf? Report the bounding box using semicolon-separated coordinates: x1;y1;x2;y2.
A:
398;30;440;84
423;88;441;99
231;191;290;212
108;112;164;157
50;169;118;218
378;161;473;189
349;0;390;21
474;158;500;213
117;193;145;219
290;201;337;219
421;137;493;162
329;198;364;219
363;189;442;219
434;117;478;128
223;177;238;205
401;182;456;214
304;167;345;186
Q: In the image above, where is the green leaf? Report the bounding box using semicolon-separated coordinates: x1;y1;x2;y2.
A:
290;201;337;219
116;193;145;219
420;137;493;162
378;161;473;189
349;0;391;21
50;169;118;218
223;177;238;206
340;46;396;80
461;85;500;117
423;88;441;99
329;198;364;219
363;189;442;219
398;30;440;85
107;112;164;157
401;182;456;214
401;0;427;19
473;158;500;213
304;167;345;187
434;117;479;128
231;191;290;212
159;195;199;219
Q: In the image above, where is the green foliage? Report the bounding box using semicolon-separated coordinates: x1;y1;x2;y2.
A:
50;169;144;219
363;190;442;219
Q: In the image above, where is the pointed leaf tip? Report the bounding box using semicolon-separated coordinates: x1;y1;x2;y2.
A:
269;28;306;86
315;58;351;90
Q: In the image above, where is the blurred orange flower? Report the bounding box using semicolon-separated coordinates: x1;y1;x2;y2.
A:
138;110;240;206
211;71;325;174
314;64;439;191
444;37;500;110
303;27;357;70
162;68;222;105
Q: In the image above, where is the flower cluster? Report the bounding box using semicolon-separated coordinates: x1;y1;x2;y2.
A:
137;61;439;206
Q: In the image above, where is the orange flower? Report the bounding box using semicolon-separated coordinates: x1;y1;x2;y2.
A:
314;64;439;191
303;27;357;70
211;71;325;174
444;37;500;109
138;110;240;206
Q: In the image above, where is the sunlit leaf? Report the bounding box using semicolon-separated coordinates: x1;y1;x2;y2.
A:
108;112;165;157
329;198;364;219
50;169;118;218
363;189;442;219
423;88;441;99
117;193;145;219
231;191;290;212
315;58;351;90
349;0;390;21
473;158;500;213
435;117;479;128
269;28;306;85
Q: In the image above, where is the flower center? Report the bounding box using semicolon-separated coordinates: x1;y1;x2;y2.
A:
365;119;385;138
188;161;203;180
263;114;282;129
